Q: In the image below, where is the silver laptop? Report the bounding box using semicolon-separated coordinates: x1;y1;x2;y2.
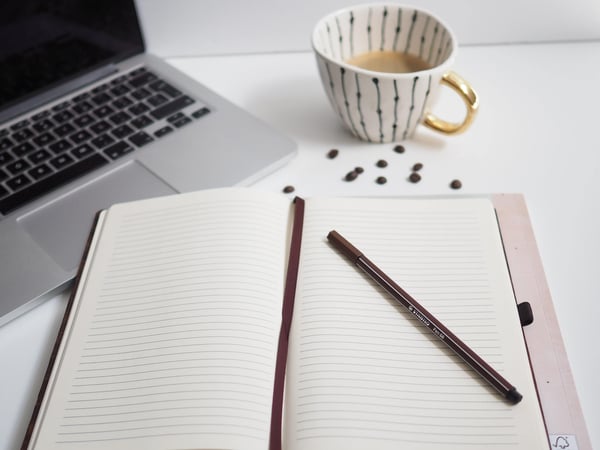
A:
0;0;296;325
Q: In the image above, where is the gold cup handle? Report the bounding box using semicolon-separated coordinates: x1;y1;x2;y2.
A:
423;71;479;135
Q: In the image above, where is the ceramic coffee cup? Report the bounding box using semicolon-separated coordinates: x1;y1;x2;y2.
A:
312;4;478;143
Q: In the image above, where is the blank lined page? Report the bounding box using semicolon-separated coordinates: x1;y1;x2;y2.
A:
31;188;291;450
284;197;548;450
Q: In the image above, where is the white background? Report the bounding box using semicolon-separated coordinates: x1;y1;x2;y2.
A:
137;0;600;55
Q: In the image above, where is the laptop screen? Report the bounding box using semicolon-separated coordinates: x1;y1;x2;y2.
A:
0;0;144;112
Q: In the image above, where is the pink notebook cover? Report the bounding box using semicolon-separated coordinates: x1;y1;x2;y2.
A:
493;194;591;450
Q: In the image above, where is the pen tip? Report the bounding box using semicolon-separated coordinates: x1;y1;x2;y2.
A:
506;387;523;404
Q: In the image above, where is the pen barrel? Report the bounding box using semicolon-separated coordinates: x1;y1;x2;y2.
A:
356;255;519;402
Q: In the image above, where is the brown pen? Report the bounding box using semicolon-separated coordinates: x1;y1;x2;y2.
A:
327;230;523;404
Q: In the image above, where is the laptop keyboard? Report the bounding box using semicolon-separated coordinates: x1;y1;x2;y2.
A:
0;67;210;215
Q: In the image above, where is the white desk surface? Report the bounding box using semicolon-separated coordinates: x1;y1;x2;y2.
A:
1;41;599;450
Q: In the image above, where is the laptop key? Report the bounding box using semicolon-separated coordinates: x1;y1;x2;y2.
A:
72;92;90;103
131;87;151;100
109;111;131;126
54;123;76;137
91;133;115;149
129;71;158;88
32;119;54;133
147;93;168;107
112;96;133;109
167;112;185;123
13;142;36;157
90;120;111;134
28;149;52;164
53;110;74;123
71;143;95;159
93;105;115;119
172;116;192;128
33;132;56;147
28;163;52;180
0;184;7;198
91;92;112;106
31;110;51;121
12;128;35;142
7;159;31;175
110;74;129;86
104;141;134;160
52;100;71;112
0;153;108;214
0;168;8;182
110;85;130;96
129;103;149;116
191;107;211;119
73;114;94;128
10;119;30;131
70;130;92;144
6;173;31;191
50;154;74;169
13;128;35;142
129;131;154;147
72;101;94;115
0;151;14;165
1;137;14;150
149;80;182;98
112;124;134;139
49;139;73;154
154;126;174;138
91;83;110;94
150;96;195;120
129;67;147;77
131;115;153;129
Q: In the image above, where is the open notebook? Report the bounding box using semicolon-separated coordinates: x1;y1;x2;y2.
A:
22;188;550;450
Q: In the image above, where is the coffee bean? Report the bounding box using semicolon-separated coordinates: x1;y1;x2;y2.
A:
283;185;295;193
450;179;462;189
327;148;339;159
345;170;358;181
393;144;405;153
408;172;421;183
412;162;423;171
376;176;387;185
355;166;364;174
376;159;388;168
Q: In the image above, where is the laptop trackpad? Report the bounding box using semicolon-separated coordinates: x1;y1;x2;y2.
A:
19;162;177;272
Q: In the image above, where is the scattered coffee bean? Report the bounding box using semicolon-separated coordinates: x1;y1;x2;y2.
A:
376;159;388;168
282;185;295;193
345;170;358;181
450;179;462;189
355;166;364;174
376;176;387;185
408;172;421;183
327;148;339;159
393;144;405;153
412;162;423;171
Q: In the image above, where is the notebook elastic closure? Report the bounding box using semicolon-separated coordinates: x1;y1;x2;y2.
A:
518;302;534;327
